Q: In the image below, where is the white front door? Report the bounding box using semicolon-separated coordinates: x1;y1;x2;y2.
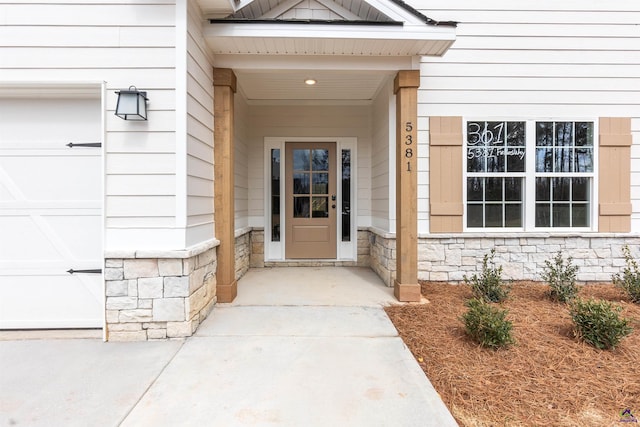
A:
0;98;103;329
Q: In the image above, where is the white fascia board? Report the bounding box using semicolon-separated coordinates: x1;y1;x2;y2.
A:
204;23;456;41
197;0;236;15
363;0;425;25
212;54;417;70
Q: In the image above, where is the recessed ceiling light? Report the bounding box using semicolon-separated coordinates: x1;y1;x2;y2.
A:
304;79;317;85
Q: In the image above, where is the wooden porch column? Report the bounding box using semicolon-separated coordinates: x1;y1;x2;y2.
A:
393;70;421;302
213;68;237;302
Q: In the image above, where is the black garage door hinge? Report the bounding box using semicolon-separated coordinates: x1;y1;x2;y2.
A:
66;142;102;148
67;269;102;274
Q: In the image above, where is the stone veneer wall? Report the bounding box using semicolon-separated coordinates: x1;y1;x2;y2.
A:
227;228;640;289
369;231;396;287
235;230;251;279
250;229;265;268
419;235;640;282
367;230;640;286
104;240;218;341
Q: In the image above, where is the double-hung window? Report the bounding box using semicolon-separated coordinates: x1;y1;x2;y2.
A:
465;120;596;231
534;122;594;228
466;121;526;228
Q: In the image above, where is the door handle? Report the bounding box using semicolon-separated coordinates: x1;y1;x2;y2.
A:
331;195;336;201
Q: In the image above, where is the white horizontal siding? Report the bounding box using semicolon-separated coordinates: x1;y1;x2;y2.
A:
235;95;250;231
0;1;179;250
412;0;640;233
185;0;214;245
0;26;176;48
370;79;391;231
1;3;176;26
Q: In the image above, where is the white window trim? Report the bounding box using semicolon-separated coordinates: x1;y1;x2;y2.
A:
263;137;357;261
463;118;599;233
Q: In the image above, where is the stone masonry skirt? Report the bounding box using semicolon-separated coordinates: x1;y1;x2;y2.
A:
104;241;218;341
367;230;639;286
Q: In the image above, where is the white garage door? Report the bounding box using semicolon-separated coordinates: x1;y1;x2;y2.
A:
0;97;103;329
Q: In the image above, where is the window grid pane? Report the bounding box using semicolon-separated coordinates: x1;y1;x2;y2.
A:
466;177;523;228
535;122;593;173
466;120;525;229
535;177;591;228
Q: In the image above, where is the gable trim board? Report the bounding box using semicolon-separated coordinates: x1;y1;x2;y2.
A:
221;0;457;25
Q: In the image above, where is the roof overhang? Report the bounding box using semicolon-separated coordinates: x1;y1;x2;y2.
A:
197;0;236;18
203;22;456;57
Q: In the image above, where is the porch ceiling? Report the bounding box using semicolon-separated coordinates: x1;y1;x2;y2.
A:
234;69;394;104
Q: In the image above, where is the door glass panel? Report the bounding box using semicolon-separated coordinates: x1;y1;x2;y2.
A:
293;149;310;171
342;149;351;242
312;173;328;194
293;173;309;194
271;149;280;242
312;197;329;218
293;197;310;218
312;149;329;171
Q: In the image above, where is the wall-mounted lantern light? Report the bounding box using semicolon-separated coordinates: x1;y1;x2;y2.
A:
115;86;148;120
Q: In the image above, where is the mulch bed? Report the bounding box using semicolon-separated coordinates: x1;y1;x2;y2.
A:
384;282;640;427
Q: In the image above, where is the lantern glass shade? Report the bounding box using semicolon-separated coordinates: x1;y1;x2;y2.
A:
115;87;148;120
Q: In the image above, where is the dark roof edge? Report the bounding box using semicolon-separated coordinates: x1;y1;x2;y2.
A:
208;18;403;26
388;0;457;27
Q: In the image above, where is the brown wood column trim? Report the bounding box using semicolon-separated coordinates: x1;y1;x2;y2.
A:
393;70;420;302
214;68;237;302
429;117;463;233
599;117;632;232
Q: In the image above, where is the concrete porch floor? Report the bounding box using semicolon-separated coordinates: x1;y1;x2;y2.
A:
0;267;458;427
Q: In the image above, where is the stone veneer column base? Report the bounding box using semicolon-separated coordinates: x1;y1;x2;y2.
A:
369;230;397;287
104;239;219;341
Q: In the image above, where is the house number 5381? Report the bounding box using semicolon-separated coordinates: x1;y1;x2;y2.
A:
405;121;414;172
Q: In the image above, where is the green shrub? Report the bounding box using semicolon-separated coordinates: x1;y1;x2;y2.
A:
612;245;640;304
569;298;633;350
541;251;579;303
464;249;510;303
460;298;515;349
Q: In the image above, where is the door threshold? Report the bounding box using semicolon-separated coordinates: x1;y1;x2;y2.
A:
264;260;358;267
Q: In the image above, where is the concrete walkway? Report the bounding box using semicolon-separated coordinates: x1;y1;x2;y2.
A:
0;267;457;427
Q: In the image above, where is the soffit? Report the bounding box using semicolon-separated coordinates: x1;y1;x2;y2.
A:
197;0;235;18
